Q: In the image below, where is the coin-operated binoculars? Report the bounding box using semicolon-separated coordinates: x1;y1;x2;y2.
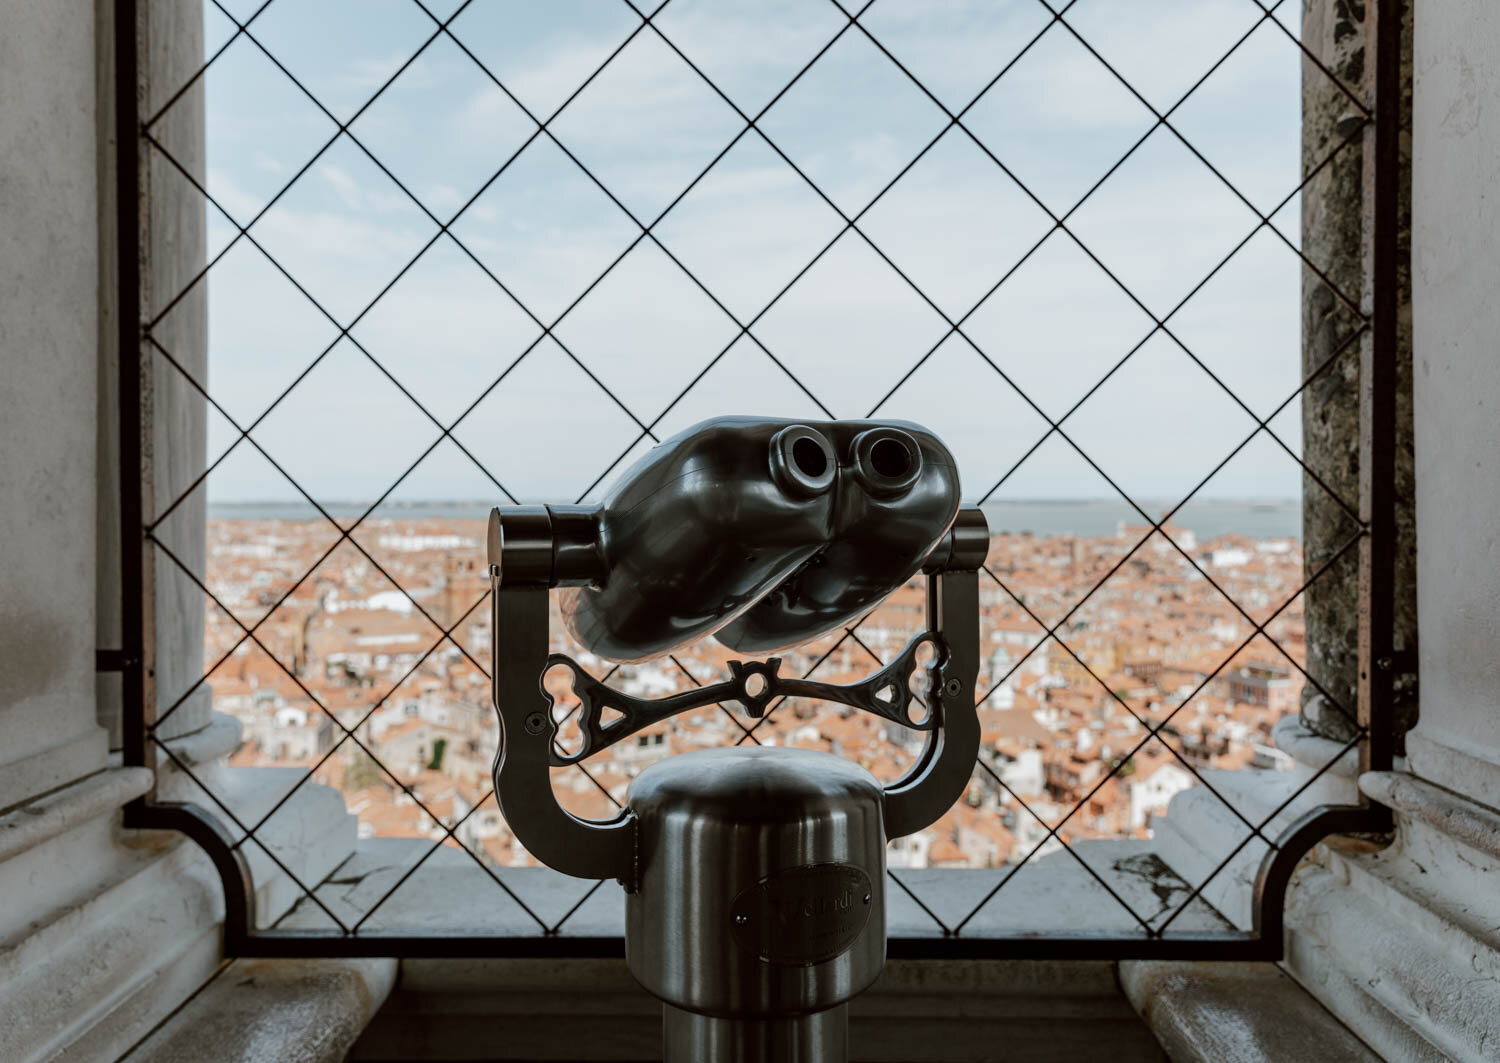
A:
489;417;988;1063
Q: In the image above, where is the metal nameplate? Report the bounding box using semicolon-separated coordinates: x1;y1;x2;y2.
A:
729;863;873;967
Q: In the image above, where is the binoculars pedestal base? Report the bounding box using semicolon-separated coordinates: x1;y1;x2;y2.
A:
663;1003;847;1063
625;747;887;1063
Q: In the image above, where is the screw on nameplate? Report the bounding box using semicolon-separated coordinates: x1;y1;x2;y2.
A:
729;863;874;966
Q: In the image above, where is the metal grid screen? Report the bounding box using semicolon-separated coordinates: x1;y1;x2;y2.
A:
116;0;1402;957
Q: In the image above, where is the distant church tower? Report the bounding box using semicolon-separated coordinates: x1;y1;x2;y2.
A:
441;555;488;633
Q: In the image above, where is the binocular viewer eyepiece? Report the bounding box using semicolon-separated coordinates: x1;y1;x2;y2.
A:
766;422;923;500
489;416;970;663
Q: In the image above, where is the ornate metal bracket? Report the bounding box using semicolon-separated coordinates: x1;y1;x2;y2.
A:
542;631;944;767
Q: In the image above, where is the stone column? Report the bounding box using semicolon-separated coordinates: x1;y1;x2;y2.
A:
0;7;211;1059
0;0;113;809
140;2;216;751
1406;1;1500;807
1299;0;1417;747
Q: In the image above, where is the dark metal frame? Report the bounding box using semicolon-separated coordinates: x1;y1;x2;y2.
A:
110;0;1405;959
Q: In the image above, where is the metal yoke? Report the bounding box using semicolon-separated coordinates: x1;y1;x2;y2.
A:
488;504;987;888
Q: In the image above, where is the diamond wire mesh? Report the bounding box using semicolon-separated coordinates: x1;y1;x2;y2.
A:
138;0;1373;939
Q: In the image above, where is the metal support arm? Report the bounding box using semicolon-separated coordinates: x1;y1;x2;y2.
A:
490;505;988;882
490;516;636;885
883;566;981;839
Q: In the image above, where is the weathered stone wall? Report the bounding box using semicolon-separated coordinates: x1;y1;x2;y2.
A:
1384;0;1419;746
1300;0;1417;746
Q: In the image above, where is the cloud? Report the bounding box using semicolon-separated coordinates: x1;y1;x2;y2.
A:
192;0;1309;504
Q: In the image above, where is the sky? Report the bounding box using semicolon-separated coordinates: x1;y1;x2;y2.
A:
150;0;1357;511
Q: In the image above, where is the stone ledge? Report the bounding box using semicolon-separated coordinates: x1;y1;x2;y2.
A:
1405;730;1500;814
1144;722;1382;936
356;958;1163;1062
0;758;357;1060
850;960;1163;1063
0;728;110;812
332;840;1197;1061
1280;767;1500;1062
155;709;241;768
1283;865;1451;1063
1147;784;1271;931
1273;717;1361;782
278;836;1230;940
0;765;151;862
0;835;223;1062
1285;852;1497;1062
1119;960;1379;1062
124;957;396;1063
156;762;358;928
1363;768;1500;856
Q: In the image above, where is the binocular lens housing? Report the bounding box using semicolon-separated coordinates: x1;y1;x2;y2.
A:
551;417;961;662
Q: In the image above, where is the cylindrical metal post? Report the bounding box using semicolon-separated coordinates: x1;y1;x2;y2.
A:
626;746;886;1063
663;1004;847;1063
